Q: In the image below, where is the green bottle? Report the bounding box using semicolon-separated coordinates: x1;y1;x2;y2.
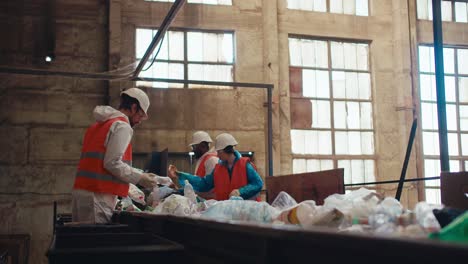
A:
429;211;468;244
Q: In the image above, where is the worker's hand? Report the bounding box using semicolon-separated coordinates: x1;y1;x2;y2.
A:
229;189;240;197
138;173;158;189
168;164;179;180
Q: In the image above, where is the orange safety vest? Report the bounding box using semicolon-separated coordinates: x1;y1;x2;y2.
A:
73;116;132;197
213;157;260;201
195;153;218;177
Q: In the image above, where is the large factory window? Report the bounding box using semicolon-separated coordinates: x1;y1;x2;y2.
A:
418;45;468;204
135;28;234;88
288;36;375;187
145;0;232;5
287;0;369;16
417;0;468;23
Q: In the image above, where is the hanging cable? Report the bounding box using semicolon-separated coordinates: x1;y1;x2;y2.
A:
141;32;166;72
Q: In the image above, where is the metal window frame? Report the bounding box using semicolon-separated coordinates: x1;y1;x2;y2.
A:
288;35;376;180
135;28;236;89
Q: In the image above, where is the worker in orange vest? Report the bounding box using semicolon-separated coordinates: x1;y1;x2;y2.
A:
72;88;158;223
169;133;263;201
189;131;219;199
190;131;219;177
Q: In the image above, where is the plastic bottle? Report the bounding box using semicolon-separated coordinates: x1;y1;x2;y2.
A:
368;197;403;233
413;202;441;233
184;180;197;204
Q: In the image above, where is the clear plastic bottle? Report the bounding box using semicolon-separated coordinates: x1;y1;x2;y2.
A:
184;180;197;204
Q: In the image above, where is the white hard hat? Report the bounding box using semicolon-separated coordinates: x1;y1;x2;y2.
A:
215;133;238;151
120;88;150;118
190;131;213;146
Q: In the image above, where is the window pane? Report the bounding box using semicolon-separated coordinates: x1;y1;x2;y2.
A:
315;40;328;68
444;48;455;74
424;159;441;179
460;105;468;131
441;1;452;21
448;132;459;156
301;39;315;67
299;0;313;11
289;38;302;66
450;160;460;172
311;100;331;128
291;129;305;154
425;189;441;205
419;46;430;73
446;104;458;131
293;158;306;173
158;32;169;60
417;0;429;20
343;0;355;15
334;101;346;129
347;102;361;129
421;102;438;130
169;31;184;60
330;0;343;14
455;2;468;22
302;70;330;98
445;76;456;103
219;33;234;63
459;77;468;103
423;131;440;155
364;160;376;183
314;0;327;12
360;102;373;129
291;130;332;155
345;72;359;99
317;131;332;154
361;132;374;155
358;73;371;99
187;32;203;61
462;134;468;155
188;64;232;82
332;71;346;98
344;43;357;70
331;42;344;69
203;33;218;62
335;131;349;154
356;0;368;16
338;160;352;184
287;0;300;10
351;160;364;184
419;74;436;101
136;28;153;59
458;49;468;74
356;44;369;70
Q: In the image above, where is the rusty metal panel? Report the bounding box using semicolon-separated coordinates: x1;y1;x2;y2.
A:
266;168;344;205
290;98;312;129
289;67;302;97
441;171;468;210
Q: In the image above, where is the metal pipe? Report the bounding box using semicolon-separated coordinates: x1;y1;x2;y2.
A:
0;66;129;80
267;86;273;177
133;77;272;89
344;176;441;187
133;0;186;78
395;118;418;201
432;0;450;172
134;77;275;177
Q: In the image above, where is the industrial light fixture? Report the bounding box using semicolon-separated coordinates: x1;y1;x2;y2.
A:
45;55;54;62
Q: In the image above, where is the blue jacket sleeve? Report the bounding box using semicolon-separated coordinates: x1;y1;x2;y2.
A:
238;162;263;199
177;171;215;193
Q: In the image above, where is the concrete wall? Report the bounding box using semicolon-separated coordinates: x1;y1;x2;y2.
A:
1;0;468;263
0;1;109;263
